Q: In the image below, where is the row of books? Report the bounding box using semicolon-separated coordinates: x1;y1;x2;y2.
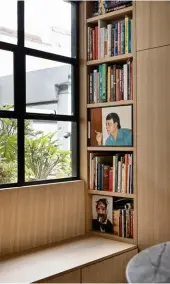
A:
89;154;133;194
88;61;133;104
92;0;132;17
87;16;132;60
113;208;134;238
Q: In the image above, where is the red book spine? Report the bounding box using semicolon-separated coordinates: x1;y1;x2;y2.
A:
95;26;98;59
109;167;113;191
118;21;121;55
92;29;95;60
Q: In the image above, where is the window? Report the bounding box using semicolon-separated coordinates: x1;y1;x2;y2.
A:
0;1;79;188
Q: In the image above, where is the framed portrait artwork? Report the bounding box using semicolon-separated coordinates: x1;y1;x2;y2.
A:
92;195;113;234
88;105;133;147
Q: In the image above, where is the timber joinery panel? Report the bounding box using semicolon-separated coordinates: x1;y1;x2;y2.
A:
79;1;137;244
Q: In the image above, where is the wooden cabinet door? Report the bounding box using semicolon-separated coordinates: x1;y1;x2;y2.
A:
136;1;170;51
82;249;137;283
45;269;81;283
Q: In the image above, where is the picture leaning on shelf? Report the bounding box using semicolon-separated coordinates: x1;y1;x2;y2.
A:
88;105;133;146
92;196;113;233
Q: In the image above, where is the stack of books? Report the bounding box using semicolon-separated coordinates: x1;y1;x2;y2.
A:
88;60;133;103
87;16;132;60
89;154;133;194
113;207;134;238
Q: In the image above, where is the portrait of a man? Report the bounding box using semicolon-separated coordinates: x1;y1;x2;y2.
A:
89;105;132;147
92;197;113;233
96;112;132;146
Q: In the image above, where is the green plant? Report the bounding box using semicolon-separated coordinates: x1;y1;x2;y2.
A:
0;105;71;183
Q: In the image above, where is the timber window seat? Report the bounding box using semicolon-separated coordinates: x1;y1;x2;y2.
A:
0;236;137;283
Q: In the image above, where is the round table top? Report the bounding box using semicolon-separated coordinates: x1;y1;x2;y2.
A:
126;242;170;283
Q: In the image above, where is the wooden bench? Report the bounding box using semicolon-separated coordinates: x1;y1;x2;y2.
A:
0;236;137;283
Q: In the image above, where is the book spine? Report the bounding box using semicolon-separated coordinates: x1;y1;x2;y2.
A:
109;167;113;191
90;28;93;60
124;154;128;193
96;71;99;103
101;27;105;59
121;68;124;100
123;63;128;100
121;20;125;55
99;65;103;102
107;66;111;102
88;27;90;60
91;158;94;190
113;210;119;236
126;209;130;238
102;64;107;102
114;21;118;56
94;157;97;190
104;165;109;191
93;70;97;103
121;158;125;193
118;21;121;55
123;209;126;238
107;24;112;57
101;164;104;190
111;24;114;56
130;61;133;100
113;65;116;101
104;27;108;58
127;60;130;100
92;29;95;60
125;16;129;54
111;67;114;102
116;68;119;101
117;160;121;192
129;154;133;194
95;26;98;59
128;18;132;53
115;154;118;192
97;162;101;190
113;155;116;192
130;209;134;238
119;209;122;237
98;27;100;59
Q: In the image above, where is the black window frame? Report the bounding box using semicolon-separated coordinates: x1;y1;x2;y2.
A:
0;0;79;189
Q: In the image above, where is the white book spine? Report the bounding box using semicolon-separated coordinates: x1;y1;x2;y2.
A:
104;27;108;58
101;27;105;59
117;161;121;192
107;24;112;57
98;27;100;59
123;64;128;100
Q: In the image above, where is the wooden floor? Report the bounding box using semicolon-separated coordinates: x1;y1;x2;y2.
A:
0;236;136;283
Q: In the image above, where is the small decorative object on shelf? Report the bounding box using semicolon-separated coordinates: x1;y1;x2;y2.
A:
92;0;132;17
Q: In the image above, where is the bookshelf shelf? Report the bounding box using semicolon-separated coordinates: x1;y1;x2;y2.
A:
88;190;135;199
87;6;133;24
87;53;133;66
87;100;134;108
87;147;134;152
90;231;134;244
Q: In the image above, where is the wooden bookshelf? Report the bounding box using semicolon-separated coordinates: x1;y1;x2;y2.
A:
87;147;134;152
88;190;135;199
87;53;132;66
80;2;137;245
87;6;133;24
87;100;134;108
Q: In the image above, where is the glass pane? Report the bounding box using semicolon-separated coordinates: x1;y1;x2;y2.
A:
0;118;17;184
26;56;72;115
25;120;77;182
0;50;14;111
0;0;17;44
25;0;73;57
